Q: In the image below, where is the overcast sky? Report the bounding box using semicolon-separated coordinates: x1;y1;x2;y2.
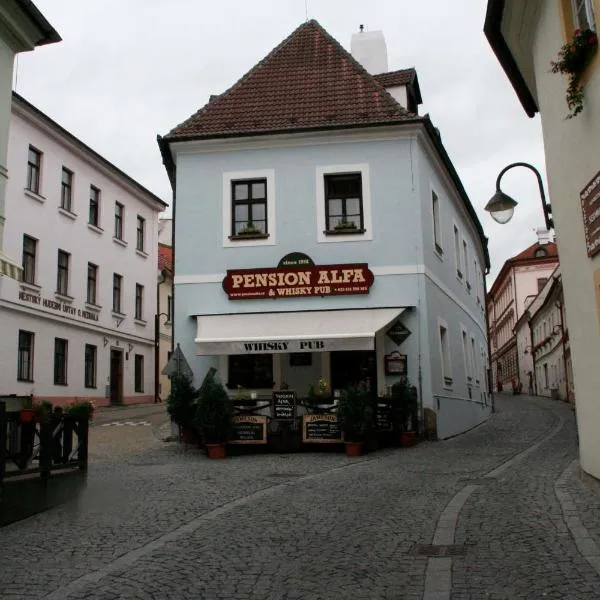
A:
16;0;551;282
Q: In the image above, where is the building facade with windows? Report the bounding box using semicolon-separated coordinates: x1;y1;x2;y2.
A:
159;20;491;439
157;242;173;401
0;1;60;280
0;92;166;405
486;231;558;392
485;0;600;479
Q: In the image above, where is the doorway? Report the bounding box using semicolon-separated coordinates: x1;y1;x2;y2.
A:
330;351;377;396
110;349;123;405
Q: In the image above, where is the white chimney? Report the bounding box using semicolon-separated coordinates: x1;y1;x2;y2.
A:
536;228;553;245
351;26;388;75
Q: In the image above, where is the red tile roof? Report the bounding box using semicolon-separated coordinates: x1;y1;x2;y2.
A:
158;243;173;274
165;20;415;141
511;241;558;261
373;68;415;88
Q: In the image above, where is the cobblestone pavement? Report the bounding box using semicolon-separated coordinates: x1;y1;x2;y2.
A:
1;395;600;599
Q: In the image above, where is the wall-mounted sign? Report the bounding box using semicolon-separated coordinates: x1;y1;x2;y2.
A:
222;258;374;300
386;320;411;346
18;291;99;322
580;170;600;257
229;415;268;444
384;351;407;376
302;414;343;443
277;252;315;268
272;390;297;420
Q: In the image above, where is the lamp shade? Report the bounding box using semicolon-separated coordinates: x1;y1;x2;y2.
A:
484;190;518;225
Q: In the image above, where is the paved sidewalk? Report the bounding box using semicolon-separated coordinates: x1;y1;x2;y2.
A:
0;395;599;599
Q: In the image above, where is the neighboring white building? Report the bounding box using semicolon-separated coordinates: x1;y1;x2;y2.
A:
0;0;60;280
159;21;491;440
0;93;167;406
158;217;172;246
157;242;173;402
485;0;600;479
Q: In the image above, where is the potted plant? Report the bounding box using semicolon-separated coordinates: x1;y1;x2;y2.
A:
19;395;35;423
238;221;262;236
337;385;373;456
334;217;358;232
64;399;96;421
194;372;233;458
33;400;53;423
167;373;198;442
550;28;598;118
390;379;419;447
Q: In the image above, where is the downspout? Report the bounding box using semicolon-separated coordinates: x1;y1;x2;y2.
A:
483;266;494;412
557;293;569;402
528;319;537;396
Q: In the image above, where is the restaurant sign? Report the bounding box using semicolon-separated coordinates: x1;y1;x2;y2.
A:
580;169;600;257
222;257;374;300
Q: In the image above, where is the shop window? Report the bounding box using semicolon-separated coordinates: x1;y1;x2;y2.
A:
324;173;364;233
231;179;268;237
228;354;273;389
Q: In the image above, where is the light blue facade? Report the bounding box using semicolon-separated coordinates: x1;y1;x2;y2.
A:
170;127;490;438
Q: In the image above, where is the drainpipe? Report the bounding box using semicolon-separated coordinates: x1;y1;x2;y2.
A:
528;320;537;395
557;294;569;402
155;269;167;403
483;267;494;412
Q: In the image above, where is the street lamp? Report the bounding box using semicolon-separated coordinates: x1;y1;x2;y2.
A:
484;162;554;230
154;311;170;403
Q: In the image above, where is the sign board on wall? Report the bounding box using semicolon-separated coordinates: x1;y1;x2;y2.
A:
302;414;343;443
222;256;374;300
229;415;268;444
580;170;600;257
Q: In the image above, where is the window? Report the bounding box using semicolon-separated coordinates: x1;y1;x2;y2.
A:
461;328;472;381
470;336;477;383
167;295;173;322
463;240;470;288
136;216;145;251
439;321;452;385
17;330;34;382
61;167;73;211
231;179;267;236
454;225;462;278
135;283;144;320
134;354;144;392
22;235;37;285
84;344;97;388
87;263;98;305
57;250;70;296
572;0;596;30
537;278;548;292
113;274;122;313
228;354;273;389
26;146;41;193
54;338;68;385
324;173;363;233
432;191;442;253
114;202;124;239
89;186;100;226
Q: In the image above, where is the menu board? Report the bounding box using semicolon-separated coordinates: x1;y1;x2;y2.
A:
375;404;393;432
230;415;267;444
272;391;297;421
302;414;342;443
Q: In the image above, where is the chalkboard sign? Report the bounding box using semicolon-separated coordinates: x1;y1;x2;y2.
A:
302;414;343;443
230;415;268;444
272;391;297;421
375;404;393;432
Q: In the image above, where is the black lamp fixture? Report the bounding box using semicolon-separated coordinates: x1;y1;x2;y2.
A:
484;162;554;230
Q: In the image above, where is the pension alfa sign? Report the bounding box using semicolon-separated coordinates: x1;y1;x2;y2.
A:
222;260;374;300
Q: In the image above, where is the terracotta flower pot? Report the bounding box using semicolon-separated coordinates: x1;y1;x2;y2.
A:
19;408;35;423
206;443;227;459
345;441;363;457
400;431;416;447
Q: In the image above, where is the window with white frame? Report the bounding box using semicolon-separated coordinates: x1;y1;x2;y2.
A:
432;190;442;254
454;225;462;279
26;146;42;194
316;164;372;243
222;169;275;247
463;240;470;289
439;319;452;385
572;0;596;30
61;167;73;212
470;335;477;383
22;235;37;285
17;330;34;382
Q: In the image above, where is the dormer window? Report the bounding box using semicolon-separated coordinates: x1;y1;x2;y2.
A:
534;247;548;257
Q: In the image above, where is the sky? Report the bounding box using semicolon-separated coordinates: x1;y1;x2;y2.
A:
15;0;552;283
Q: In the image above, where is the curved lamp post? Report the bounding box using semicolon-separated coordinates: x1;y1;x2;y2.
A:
154;311;170;403
484;162;554;230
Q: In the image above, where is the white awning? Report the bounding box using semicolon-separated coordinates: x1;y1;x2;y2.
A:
0;251;22;281
195;308;406;355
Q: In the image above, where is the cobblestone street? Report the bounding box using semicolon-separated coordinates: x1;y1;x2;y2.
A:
1;395;600;599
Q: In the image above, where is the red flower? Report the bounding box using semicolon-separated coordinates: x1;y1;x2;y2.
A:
575;29;581;35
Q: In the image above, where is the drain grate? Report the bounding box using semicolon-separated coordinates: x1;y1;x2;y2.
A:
410;544;467;557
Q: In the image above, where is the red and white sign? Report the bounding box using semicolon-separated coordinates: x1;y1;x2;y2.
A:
222;263;374;300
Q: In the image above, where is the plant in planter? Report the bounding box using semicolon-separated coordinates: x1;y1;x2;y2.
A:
334;217;358;231
390;379;419;447
194;372;233;458
238;221;262;236
19;395;35;423
337;385;373;456
33;400;53;424
65;399;96;421
167;373;198;442
550;28;598;118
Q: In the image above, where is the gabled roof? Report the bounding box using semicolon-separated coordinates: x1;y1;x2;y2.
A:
511;241;558;262
158;243;173;275
164;19;415;141
373;68;423;104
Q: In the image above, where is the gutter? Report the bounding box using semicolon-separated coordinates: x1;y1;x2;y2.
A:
16;0;62;45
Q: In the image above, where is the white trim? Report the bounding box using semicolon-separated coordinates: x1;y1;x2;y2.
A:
222;169;276;248
315;163;373;243
24;189;45;204
437;317;452;387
